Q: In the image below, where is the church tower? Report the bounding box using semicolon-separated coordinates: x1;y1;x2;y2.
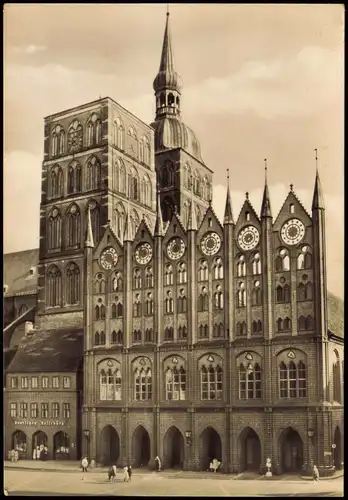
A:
151;12;213;228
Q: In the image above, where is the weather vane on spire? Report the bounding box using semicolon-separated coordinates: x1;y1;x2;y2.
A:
314;148;318;172
264;159;267;182
166;4;170;15
227;168;230;186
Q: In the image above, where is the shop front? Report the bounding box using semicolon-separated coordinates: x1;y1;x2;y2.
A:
8;419;78;460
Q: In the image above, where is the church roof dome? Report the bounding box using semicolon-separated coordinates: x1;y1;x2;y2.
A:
151;116;203;163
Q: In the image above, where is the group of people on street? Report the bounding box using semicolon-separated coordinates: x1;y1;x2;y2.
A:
33;445;48;460
208;458;221;472
81;457;133;483
8;449;19;462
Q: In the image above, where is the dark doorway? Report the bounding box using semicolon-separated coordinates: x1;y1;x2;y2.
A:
53;431;70;460
333;427;342;470
164;426;184;469
200;427;222;471
132;425;150;467
279;427;303;473
239;427;261;472
11;430;27;459
100;425;120;465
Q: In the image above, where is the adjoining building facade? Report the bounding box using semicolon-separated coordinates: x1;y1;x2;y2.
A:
4;13;344;474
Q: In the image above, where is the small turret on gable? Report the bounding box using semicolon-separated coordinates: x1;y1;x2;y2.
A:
92;221;124;262
132;217;155;248
162;209;187;247
235;192;260;233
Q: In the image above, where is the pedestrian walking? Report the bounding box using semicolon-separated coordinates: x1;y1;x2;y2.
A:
312;465;320;482
112;465;117;479
14;450;19;463
108;466;116;482
11;449;15;463
123;466;129;482
81;457;89;481
154;456;162;472
127;465;132;482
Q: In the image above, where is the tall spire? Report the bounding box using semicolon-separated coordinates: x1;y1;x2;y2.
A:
154;186;164;236
123;198;133;242
312;148;325;210
224;169;234;224
85;205;94;248
261;159;272;218
153;10;182;120
187;175;198;231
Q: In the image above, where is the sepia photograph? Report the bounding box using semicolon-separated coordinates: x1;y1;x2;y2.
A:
3;3;344;497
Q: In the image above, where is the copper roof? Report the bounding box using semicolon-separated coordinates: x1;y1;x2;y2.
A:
4;248;39;296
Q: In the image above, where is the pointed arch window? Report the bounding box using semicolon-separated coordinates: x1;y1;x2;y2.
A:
200;364;223;400
94;304;106;321
99;367;121;401
164;264;174;286
333;350;342;403
145;328;153;342
164;326;174;340
113;203;125;242
279;359;307;398
112;271;123;292
213;257;223;280
111;297;123;318
198;324;209;339
177;262;187;284
133;330;142;343
198;286;208;312
47;208;62;251
162;161;174;188
50;166;64;198
178;325;187;340
142;175;152;207
66;204;81;248
68;120;83;153
237;282;246;307
52;132;58;157
252;253;261;275
111;330;123;345
165;366;186;400
144;136;151;166
46;265;62;307
252;320;263;335
94;273;106;294
51;125;65;157
298;281;313;301
198;260;208;281
114;117;124;150
177;289;187;313
139;138;144;163
87;202;100;244
165;291;174;314
133;294;141;317
144;266;154;288
66;263;80;305
128;168;139;201
236;321;247;337
86;156;102;191
239;362;262;399
67;161;82;194
305;315;313;330
145;292;154;316
251;280;261;306
114;159;126;194
214;285;224;309
213;322;224;338
275;249;290;272
276;283;290;303
237;255;246;277
130;209;140;237
134;367;152;401
133;269;142;289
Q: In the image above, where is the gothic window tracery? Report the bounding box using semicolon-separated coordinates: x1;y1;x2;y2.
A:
164;264;174;286
111;296;123;318
214;284;224;309
111;330;123;344
213;323;224;338
145;292;153;316
51;125;65;157
200;362;223;401
251;280;261;306
252;320;263;335
275;249;290;272
237;255;246;277
144;266;154;288
133;330;142;343
237;282;246;307
142;174;152;207
177;289;187;313
239;358;262;399
46;265;62;307
177;262;187;284
198;260;208;282
133;269;142;289
99;367;121;401
50;166;64;199
47;207;62;250
252;252;261;275
165;291;174;314
66;204;81;248
276;283;290;303
86;156;101;191
134;367;152;401
66;262;80;305
236;321;247;337
164;326;174;340
213;257;223;280
165;365;186;400
198;286;208;312
67;119;83;153
145;328;153;342
199;324;209;338
114;117;124;150
297;281;313;301
86;113;102;147
133;294;141;317
177;325;187;339
94;303;106;321
130;209;140;237
128;167;139;201
279;355;307;398
112;271;123;292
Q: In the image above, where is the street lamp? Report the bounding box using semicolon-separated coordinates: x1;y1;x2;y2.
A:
185;430;192;446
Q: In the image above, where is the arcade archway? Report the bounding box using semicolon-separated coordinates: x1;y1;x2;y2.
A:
279;427;303;473
11;430;27;459
163;426;184;469
132;425;150;467
53;431;70;460
199;427;222;471
333;426;342;470
100;425;120;465
239;427;261;472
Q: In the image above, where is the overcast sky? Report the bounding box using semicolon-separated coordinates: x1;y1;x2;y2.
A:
4;4;344;298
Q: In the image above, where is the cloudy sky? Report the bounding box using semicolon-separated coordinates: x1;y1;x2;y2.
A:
4;4;344;298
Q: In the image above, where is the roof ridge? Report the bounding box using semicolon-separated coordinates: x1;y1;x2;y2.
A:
274;188;311;223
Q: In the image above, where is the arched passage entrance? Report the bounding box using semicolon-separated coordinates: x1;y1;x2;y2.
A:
132;425;150;467
199;427;222;471
11;430;27;459
163;426;184;469
32;431;48;460
53;431;70;460
100;425;120;465
279;427;303;473
333;427;342;470
239;427;261;472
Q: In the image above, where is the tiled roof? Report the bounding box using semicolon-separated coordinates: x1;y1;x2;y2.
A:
4;248;39;296
328;291;344;338
6;328;84;373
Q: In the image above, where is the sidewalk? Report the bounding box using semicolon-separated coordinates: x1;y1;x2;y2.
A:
4;461;344;481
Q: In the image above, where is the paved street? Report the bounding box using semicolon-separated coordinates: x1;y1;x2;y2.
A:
4;469;343;497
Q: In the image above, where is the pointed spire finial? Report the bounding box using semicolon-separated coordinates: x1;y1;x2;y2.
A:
246;192;249;200
187;174;198;231
314;148;319;173
167;4;170;15
312;152;325;210
154;184;164;236
85;204;94;248
290;184;293;192
123;197;133;242
224;168;234;225
261;159;272;218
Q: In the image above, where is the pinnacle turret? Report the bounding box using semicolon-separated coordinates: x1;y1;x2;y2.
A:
224;169;234;224
123;202;133;242
84;205;94;248
154;189;164;236
312;169;325;210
